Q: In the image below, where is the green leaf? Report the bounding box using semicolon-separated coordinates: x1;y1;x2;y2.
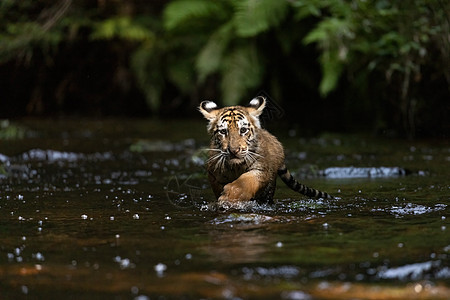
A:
130;41;163;111
292;0;325;20
163;0;225;31
318;51;344;97
195;21;234;83
233;0;289;37
90;17;154;41
221;44;263;105
303;17;352;45
167;57;195;94
303;17;353;96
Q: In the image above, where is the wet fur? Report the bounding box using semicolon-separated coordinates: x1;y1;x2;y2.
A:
199;97;332;209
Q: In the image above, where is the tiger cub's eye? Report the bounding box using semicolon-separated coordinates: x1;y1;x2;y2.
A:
240;127;248;134
219;129;227;135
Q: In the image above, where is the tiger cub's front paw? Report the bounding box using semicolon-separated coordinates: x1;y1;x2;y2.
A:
217;183;253;210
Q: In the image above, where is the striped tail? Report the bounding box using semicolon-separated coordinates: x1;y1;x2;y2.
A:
278;164;332;199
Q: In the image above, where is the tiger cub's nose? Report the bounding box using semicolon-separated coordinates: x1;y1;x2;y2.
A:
228;146;240;157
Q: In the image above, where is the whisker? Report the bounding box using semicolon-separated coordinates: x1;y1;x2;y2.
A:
215;155;226;172
220;156;226;171
247;150;263;158
202;148;223;152
206;153;221;164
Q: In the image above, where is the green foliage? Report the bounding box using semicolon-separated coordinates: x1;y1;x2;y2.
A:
302;0;449;94
130;41;164;111
299;0;449;135
195;22;234;83
0;0;448;136
164;0;290;105
232;0;289;37
163;0;226;31
0;120;26;140
221;44;263;106
90;17;154;42
0;20;63;64
0;0;74;63
304;17;353;96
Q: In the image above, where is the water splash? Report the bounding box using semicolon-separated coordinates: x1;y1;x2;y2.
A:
372;203;447;217
377;260;443;280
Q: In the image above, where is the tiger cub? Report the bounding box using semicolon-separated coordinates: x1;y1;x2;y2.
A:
199;96;332;209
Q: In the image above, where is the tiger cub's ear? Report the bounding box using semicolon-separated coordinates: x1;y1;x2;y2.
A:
199;101;220;121
247;96;266;117
247;96;266;127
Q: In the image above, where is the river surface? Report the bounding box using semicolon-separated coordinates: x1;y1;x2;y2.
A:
0;119;449;299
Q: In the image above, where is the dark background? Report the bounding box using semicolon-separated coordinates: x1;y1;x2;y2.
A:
0;0;448;138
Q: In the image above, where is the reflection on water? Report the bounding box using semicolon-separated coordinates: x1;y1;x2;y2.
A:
0;120;449;299
205;228;273;264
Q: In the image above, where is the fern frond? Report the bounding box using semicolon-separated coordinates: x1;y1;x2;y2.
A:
163;0;225;31
221;44;263;105
318;51;344;96
292;0;323;21
195;21;234;83
303;17;353;96
130;41;164;110
233;0;289;37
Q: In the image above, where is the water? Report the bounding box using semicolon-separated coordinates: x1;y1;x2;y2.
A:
0;120;449;299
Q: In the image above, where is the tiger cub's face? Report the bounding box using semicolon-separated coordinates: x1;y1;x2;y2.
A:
199;97;266;166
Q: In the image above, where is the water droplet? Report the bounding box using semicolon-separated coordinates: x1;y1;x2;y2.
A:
276;242;283;248
355;273;364;281
154;263;167;277
133;214;140;220
131;286;139;295
81;214;88;220
21;285;28;294
33;252;45;261
185;253;192;260
120;258;131;269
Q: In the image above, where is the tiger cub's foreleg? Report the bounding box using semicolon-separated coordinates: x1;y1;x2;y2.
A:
218;171;262;207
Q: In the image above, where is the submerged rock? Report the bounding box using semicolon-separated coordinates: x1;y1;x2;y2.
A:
21;149;83;162
322;167;409;178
